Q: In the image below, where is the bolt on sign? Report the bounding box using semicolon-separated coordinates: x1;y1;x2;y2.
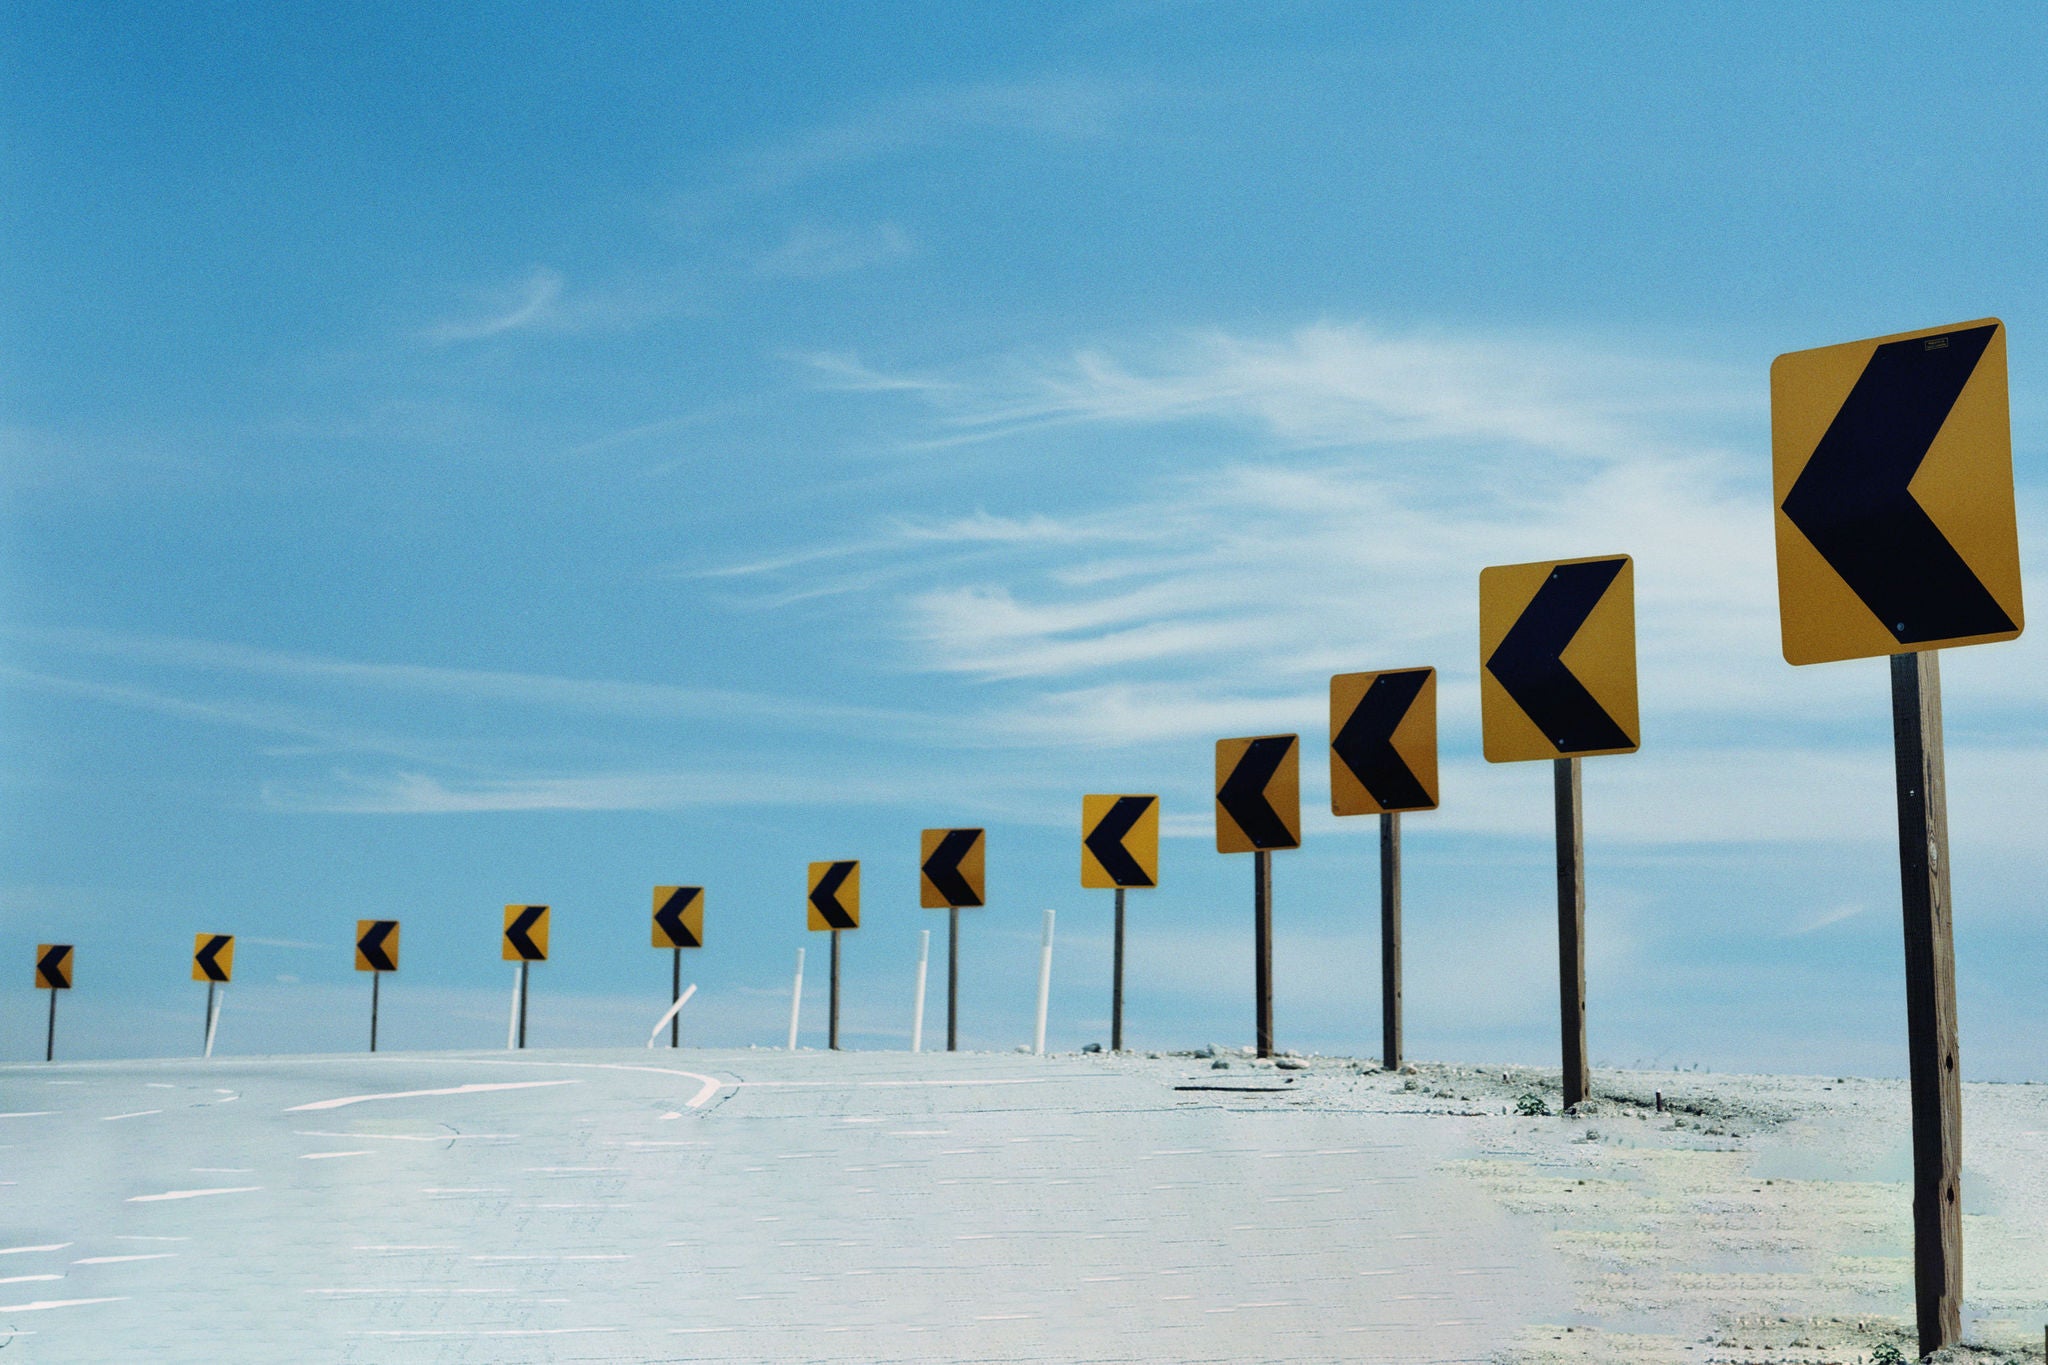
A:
1771;318;2021;665
1215;735;1301;853
807;861;860;930
919;829;986;909
355;920;399;972
1081;795;1159;888
652;886;704;949
35;944;73;990
1479;555;1639;763
502;905;550;961
191;934;234;984
1330;668;1439;814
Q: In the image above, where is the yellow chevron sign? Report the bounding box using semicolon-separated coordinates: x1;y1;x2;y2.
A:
1330;667;1438;815
1772;319;2022;664
652;886;704;949
192;934;234;983
1215;735;1301;853
1479;555;1638;763
35;944;73;990
807;861;859;930
919;828;985;908
355;920;399;972
503;905;550;961
1081;794;1159;889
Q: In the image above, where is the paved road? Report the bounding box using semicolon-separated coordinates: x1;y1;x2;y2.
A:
0;1048;1561;1361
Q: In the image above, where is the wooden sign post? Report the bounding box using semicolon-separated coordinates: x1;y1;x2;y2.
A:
1081;795;1159;1052
1772;319;2021;1354
1330;667;1439;1070
1215;738;1301;1059
1479;555;1640;1110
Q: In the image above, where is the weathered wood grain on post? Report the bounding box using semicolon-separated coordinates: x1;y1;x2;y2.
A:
1254;849;1273;1058
1380;811;1403;1071
1554;757;1589;1109
1890;649;1963;1356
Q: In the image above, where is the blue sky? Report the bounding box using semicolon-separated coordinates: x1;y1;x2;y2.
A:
4;3;2046;1075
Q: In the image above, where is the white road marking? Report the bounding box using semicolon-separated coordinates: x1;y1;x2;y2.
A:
300;1150;374;1160
0;1112;56;1119
0;1275;60;1285
308;1287;516;1296
0;1244;70;1256
100;1110;163;1122
74;1254;176;1265
353;1327;621;1338
145;1083;175;1089
740;1078;1044;1089
127;1186;262;1203
287;1079;580;1111
294;1130;514;1142
191;1167;253;1173
353;1245;461;1252
0;1298;126;1312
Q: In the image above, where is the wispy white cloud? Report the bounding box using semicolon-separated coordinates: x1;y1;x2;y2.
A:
679;76;1153;220
18;628;924;734
754;223;914;279
725;316;2048;858
423;266;565;342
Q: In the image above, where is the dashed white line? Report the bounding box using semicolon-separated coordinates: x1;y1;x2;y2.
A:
301;1150;374;1160
0;1298;125;1313
75;1254;176;1265
127;1186;261;1203
0;1275;60;1286
101;1110;162;1121
287;1080;580;1112
0;1244;70;1257
0;1112;56;1119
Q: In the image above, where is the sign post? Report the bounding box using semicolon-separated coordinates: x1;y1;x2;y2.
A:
1771;318;2020;1356
807;861;860;1050
1214;737;1301;1058
355;919;400;1052
652;887;705;1048
1330;668;1439;1070
1479;554;1639;1110
502;905;550;1049
35;944;72;1062
920;828;985;1051
1081;795;1159;1052
192;934;234;1053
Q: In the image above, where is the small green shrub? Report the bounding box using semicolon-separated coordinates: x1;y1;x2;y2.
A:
1515;1092;1550;1117
1869;1343;1906;1365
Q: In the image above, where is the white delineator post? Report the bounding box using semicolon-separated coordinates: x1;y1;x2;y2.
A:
646;983;697;1048
1033;908;1055;1056
204;989;224;1059
911;929;930;1053
787;947;805;1051
507;964;523;1051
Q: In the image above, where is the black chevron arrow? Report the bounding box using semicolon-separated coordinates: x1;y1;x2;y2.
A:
1085;796;1156;888
1332;670;1433;811
195;935;232;983
1218;736;1298;850
809;862;858;929
38;945;72;988
654;888;701;947
357;921;397;972
504;907;547;961
921;830;983;907
1781;323;2013;644
1485;559;1633;754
